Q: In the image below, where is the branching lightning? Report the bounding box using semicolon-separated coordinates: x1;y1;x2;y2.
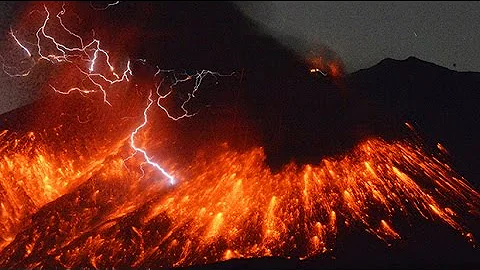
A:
154;68;234;120
4;4;132;105
3;3;233;185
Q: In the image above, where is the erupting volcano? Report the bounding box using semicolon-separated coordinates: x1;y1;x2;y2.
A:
0;2;479;269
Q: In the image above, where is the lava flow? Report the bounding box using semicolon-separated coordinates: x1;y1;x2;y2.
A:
0;2;479;269
0;129;479;268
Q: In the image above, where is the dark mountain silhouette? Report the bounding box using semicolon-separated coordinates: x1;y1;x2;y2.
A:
345;56;480;187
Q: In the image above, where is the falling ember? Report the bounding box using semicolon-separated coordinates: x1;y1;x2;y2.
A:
379;220;400;240
437;142;449;155
0;2;479;269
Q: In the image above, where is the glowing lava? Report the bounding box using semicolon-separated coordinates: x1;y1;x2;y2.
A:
0;2;479;269
0;133;478;268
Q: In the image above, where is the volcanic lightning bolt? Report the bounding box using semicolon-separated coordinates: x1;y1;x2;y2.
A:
9;27;31;58
2;3;230;184
154;68;234;120
89;1;121;11
4;4;133;105
128;90;176;185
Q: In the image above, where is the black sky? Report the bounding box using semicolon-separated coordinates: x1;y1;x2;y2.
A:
235;1;480;73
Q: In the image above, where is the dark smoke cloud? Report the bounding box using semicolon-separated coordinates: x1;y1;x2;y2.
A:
1;1;361;170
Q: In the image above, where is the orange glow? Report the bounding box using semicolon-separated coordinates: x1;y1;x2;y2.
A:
327;62;341;77
0;129;478;268
379;220;400;240
307;56;345;78
0;129;129;251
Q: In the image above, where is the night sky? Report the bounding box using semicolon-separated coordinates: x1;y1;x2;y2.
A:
1;1;480;114
236;1;480;73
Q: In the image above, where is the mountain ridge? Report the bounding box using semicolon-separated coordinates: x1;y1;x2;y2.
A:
344;55;480;187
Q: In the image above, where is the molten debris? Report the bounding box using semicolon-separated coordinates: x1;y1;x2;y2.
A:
0;128;478;268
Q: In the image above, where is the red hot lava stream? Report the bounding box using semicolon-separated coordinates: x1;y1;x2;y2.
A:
0;129;479;268
0;2;479;269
